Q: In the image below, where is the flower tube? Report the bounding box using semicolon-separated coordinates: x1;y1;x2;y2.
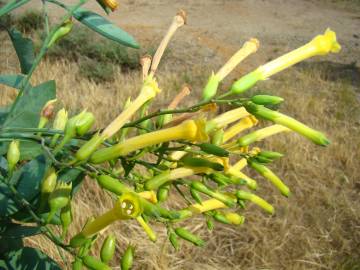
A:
222;115;258;143
236;190;274;214
245;102;330;146
72;193;142;243
91;119;208;164
206;107;250;132
226;167;257;190
202;38;259;101
237;124;291;146
231;29;341;94
75;77;161;161
144;167;211;190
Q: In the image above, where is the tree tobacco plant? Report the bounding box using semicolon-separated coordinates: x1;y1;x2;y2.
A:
0;0;341;269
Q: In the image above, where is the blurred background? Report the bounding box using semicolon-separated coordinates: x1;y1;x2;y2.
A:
1;0;360;269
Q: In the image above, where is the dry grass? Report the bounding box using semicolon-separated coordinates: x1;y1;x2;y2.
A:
1;31;360;270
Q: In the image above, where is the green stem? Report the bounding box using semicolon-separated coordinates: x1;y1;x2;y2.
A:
42;0;50;35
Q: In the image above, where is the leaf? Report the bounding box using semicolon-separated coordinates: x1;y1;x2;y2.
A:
0;74;31;89
0;181;18;217
7;28;35;74
1;224;42;239
13;155;49;202
3;80;56;128
73;8;139;48
0;0;30;18
2;247;61;270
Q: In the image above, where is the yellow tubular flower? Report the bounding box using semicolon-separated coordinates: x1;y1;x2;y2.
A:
80;193;142;238
91;119;208;164
226;167;258;190
237;124;291;146
188;198;228;214
138;191;158;204
206;107;250;132
258;28;341;79
236;190;274;214
224;212;245;225
145;167;211;190
136;216;157;242
232;158;248;171
101;76;161;140
216;38;260;81
223;115;258;143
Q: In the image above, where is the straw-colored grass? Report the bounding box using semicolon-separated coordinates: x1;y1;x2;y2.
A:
1;31;360;270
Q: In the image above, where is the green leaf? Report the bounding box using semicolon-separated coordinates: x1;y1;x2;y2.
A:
3;80;56;128
0;74;31;89
1;223;42;239
0;181;18;217
2;247;61;270
7;28;35;74
73;8;139;48
12;155;49;202
0;0;30;18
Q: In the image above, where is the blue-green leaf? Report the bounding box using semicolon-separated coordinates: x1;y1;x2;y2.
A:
73;8;139;48
0;74;31;90
0;181;18;217
12;155;49;202
7;28;35;74
3;80;56;128
0;0;30;18
1;224;42;239
2;247;61;270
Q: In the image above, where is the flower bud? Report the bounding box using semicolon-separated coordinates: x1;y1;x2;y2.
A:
190;187;202;204
48;19;73;48
136;216;157;242
251;95;284;105
202;72;220;101
39;168;57;212
249;161;290;197
198;143;229;157
83;255;111;270
7;140;20;172
53;108;68;131
258;151;284;160
236;190;274;214
191;181;235;207
38;99;57;129
181;156;224;171
245;103;330;146
76;112;95;136
211;128;224;145
157;185;169;203
169;231;179;250
175;227;204;247
100;234;116;264
224;212;245;225
121;245;134;270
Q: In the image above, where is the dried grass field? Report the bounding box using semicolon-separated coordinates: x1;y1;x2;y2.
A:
1;1;360;269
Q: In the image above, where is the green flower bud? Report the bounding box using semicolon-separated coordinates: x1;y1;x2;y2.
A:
211;128;224;145
157;185;169;203
206;218;214;231
39;168;58;212
60;202;72;238
198;143;229;157
213;211;231;224
258;151;284;160
175;227;205;247
191;181;235;207
7;140;20;172
208;172;230;186
236;190;274;214
181;156;224;171
245;102;330;146
100;234;116;264
121;245;134;270
202;72;220;101
190;188;202;204
249;161;290;197
72;258;83;270
48;19;73;48
169;231;179;250
224;212;245;225
83;255;111;270
254;155;273;163
47;181;72;223
76;112;95;136
230;70;262;94
251;95;284;105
